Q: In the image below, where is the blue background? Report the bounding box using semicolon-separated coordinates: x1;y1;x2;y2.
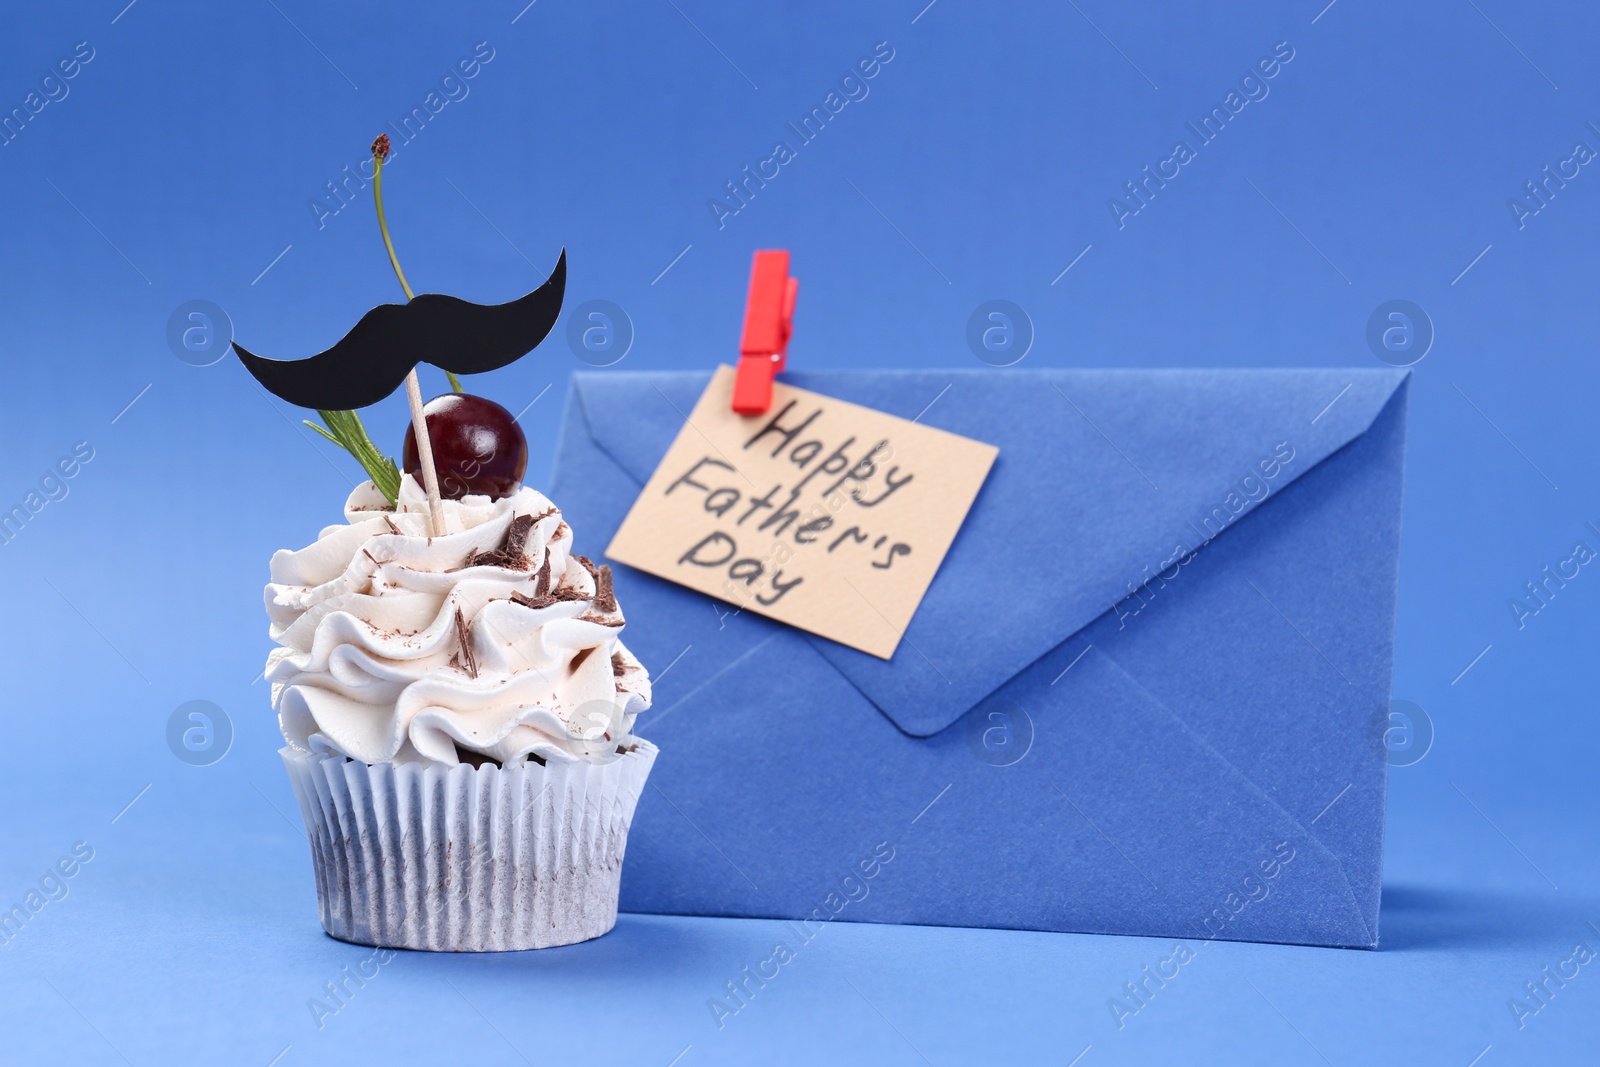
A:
1;0;1596;1064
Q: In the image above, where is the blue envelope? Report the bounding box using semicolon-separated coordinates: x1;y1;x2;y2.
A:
551;368;1409;948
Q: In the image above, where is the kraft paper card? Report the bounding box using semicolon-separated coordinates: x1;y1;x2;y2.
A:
605;365;998;658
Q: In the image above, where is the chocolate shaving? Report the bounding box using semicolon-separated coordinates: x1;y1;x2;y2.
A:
466;513;537;569
454;608;478;678
611;651;628;678
577;613;625;628
509;590;554;611
570;646;595;673
575;554;599;581
502;513;535;560
384;516;402;535
509;586;589;612
533;555;552;598
593;565;618;614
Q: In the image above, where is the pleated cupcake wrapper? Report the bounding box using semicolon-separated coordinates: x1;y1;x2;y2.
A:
280;741;657;952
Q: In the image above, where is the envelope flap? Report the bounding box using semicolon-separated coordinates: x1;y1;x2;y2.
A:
578;368;1408;736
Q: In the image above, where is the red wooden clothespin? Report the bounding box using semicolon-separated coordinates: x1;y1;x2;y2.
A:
731;250;798;415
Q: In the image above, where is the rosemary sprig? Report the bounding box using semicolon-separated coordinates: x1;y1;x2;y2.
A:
306;408;401;504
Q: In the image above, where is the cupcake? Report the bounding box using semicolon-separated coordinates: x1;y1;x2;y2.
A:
267;470;655;951
237;134;654;951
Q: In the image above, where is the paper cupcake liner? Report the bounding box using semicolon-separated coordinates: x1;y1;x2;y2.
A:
280;741;657;952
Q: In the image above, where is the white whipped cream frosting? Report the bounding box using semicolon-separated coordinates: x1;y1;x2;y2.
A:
265;476;651;767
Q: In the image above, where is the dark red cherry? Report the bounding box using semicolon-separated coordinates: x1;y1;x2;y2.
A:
402;393;528;500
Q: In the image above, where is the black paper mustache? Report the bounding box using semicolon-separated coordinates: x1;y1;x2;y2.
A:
232;250;566;410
